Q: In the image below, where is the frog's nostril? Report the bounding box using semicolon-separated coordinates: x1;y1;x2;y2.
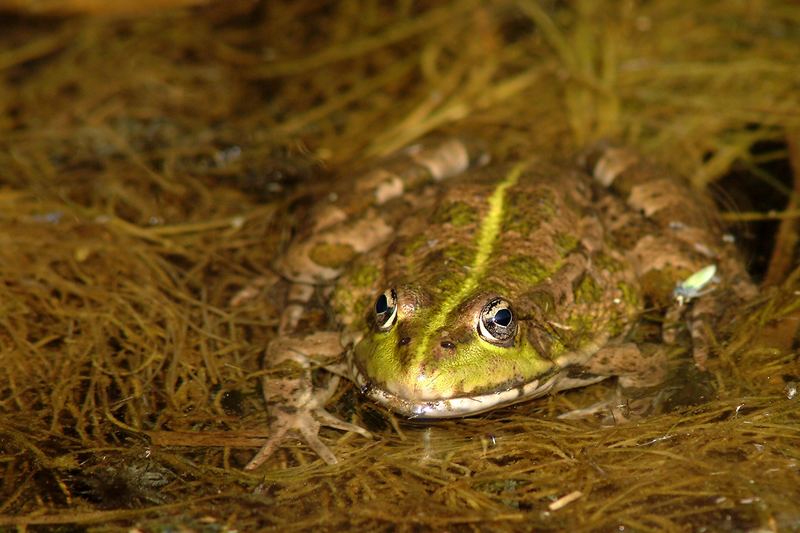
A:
440;340;455;350
398;336;411;346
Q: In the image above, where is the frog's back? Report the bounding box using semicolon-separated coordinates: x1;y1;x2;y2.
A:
380;161;641;360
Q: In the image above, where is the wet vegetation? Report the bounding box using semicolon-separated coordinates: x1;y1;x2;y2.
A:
1;0;799;530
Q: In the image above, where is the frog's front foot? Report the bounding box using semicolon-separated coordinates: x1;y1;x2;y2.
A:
557;389;664;424
244;332;371;470
558;343;668;423
245;374;371;469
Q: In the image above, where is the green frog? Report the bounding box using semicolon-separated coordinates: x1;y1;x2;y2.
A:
241;138;754;470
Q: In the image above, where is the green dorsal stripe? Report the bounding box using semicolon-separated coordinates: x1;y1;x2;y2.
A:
414;161;528;361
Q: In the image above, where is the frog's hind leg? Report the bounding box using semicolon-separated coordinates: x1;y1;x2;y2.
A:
585;146;756;369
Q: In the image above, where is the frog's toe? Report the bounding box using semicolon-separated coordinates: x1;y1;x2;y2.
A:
244;421;291;470
245;407;370;469
556;399;616;421
316;408;372;439
557;393;660;424
297;413;338;465
245;408;333;469
557;396;636;424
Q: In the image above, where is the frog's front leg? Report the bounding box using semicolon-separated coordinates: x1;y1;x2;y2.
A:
558;342;668;422
242;138;486;467
244;332;371;470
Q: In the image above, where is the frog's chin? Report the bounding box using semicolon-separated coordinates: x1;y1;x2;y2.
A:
350;364;559;418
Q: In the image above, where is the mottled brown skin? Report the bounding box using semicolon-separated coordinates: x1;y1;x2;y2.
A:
241;139;754;469
389;163;638;353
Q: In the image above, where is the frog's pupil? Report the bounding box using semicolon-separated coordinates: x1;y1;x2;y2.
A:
493;308;512;327
375;294;388;315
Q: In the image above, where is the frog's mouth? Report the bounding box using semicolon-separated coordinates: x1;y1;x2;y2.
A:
349;362;560;419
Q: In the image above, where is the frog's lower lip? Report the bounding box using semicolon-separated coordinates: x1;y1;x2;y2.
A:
350;363;558;418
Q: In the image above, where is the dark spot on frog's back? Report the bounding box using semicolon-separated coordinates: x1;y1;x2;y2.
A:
419;248;444;269
503;255;551;286
431;200;478;227
503;193;542;236
554;231;580;255
573;272;604;304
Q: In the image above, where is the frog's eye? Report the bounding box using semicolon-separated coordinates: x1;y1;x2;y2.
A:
478;297;516;345
374;288;398;331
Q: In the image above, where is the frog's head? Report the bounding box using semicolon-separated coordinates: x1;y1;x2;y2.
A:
351;285;558;418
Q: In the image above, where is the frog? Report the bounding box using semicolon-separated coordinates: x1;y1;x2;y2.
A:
240;138;755;470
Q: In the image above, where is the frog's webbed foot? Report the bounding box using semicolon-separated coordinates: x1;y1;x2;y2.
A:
244;333;371;470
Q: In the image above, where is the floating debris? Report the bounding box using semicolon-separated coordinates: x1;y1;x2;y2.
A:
549;490;583;511
673;264;718;306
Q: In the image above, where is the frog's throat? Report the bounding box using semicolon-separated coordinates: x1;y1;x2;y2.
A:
412;161;529;363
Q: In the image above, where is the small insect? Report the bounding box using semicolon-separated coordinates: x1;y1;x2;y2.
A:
673;264;718;306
